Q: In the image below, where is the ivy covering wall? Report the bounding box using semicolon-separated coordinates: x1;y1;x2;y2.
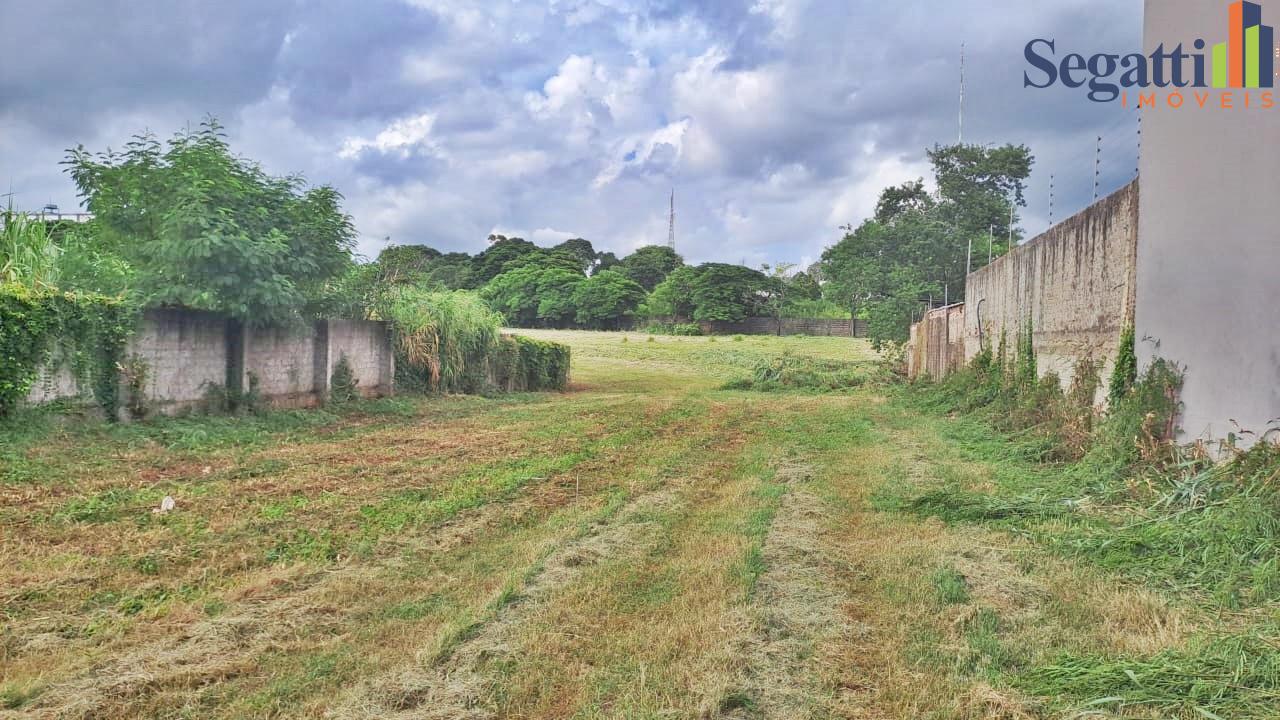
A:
0;284;133;416
489;335;571;392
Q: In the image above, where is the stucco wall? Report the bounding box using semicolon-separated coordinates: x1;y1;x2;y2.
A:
1140;0;1280;445
963;181;1139;402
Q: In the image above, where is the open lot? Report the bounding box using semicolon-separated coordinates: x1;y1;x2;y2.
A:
0;331;1266;718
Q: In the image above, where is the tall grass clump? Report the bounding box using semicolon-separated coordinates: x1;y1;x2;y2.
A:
1;208;61;290
379;288;502;394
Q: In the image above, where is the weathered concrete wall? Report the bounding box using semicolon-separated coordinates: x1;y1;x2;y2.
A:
325;319;395;397
908;304;965;381
1139;0;1280;446
129;308;230;414
699;317;867;337
25;353;88;406
24;309;394;416
243;324;320;407
963;181;1139;403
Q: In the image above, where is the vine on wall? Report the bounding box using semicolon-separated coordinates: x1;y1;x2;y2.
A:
0;284;134;417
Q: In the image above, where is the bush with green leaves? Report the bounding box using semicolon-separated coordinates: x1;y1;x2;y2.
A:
64;118;356;325
329;356;360;403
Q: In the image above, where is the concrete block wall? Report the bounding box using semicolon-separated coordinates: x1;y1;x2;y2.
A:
129;308;231;415
242;324;320;408
324;319;395;398
962;180;1139;403
908;304;966;381
25;308;394;416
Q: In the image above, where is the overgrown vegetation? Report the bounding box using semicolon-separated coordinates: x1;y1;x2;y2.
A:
724;353;871;393
891;336;1280;716
64;119;356;324
0;284;133;417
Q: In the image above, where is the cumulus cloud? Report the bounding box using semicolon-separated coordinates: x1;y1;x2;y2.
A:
1;0;1143;265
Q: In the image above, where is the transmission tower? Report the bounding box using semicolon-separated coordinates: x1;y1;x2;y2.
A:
667;188;675;250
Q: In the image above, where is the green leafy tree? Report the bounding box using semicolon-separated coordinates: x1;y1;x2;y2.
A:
571;270;646;330
641;265;697;320
482;265;586;327
551;238;598;274
64;119;355;324
474;236;538;283
618;245;684;291
423;252;478;290
376;245;441;285
535;268;587;326
594;251;621;273
688;264;778;323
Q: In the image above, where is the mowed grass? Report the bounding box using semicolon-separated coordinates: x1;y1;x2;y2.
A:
0;330;1270;718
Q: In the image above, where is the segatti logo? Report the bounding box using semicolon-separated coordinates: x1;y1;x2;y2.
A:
1025;1;1279;108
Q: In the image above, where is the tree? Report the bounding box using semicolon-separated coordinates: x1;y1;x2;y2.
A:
481;265;547;327
594;251;620;273
571;270;646;330
481;264;587;328
617;245;684;291
552;238;597;274
422;252;478;290
928;143;1032;241
474;236;538;283
818;142;1034;347
688;264;777;323
874;179;933;224
376;245;441;285
642;265;697;321
64;119;355;324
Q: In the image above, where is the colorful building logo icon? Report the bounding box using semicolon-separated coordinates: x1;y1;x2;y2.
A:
1214;1;1274;88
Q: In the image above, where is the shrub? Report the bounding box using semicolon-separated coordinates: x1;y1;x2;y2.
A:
330;356;359;403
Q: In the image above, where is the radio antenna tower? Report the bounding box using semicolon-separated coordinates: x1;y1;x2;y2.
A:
667;188;676;250
958;43;966;144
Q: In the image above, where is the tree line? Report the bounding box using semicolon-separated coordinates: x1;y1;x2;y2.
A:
5;117;1034;347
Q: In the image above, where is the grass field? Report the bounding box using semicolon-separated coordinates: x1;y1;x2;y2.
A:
0;331;1274;718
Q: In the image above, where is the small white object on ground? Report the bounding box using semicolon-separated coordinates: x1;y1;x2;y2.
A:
153;496;176;514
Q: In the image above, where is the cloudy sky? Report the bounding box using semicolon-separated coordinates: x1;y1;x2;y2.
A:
1;0;1143;267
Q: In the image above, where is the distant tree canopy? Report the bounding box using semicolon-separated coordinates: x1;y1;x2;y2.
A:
616;245;684;291
819;142;1033;347
643;263;779;323
64;119;356;324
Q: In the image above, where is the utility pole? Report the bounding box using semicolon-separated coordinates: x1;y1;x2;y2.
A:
1007;198;1015;250
958;43;966;144
1136;115;1142;178
1049;174;1055;228
1093;135;1102;201
667;188;676;250
966;232;973;276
